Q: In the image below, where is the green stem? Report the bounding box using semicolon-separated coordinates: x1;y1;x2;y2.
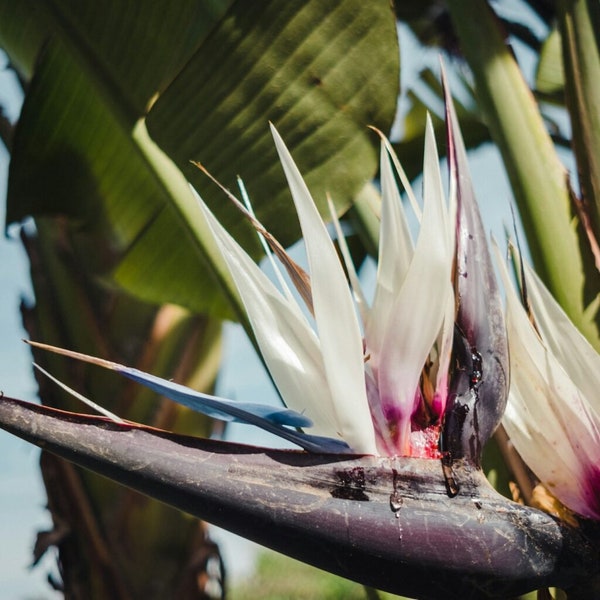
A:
447;0;600;349
557;0;600;236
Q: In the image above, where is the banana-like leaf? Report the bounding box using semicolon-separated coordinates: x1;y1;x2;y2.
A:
21;219;225;598
447;0;600;350
0;0;229;92
397;2;556;52
2;0;399;317
0;397;598;600
557;0;600;237
536;27;565;101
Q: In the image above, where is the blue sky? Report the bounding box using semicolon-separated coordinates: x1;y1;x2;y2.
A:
0;57;63;597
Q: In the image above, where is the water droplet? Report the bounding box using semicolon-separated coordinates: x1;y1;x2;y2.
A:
441;458;459;497
389;492;402;516
390;468;403;517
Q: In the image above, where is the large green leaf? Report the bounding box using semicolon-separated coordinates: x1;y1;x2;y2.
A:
3;0;399;317
0;0;230;110
146;2;397;238
7;37;240;320
21;216;224;598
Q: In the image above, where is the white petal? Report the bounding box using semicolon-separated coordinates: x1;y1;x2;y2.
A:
378;139;415;277
270;124;377;454
196;189;342;440
496;249;600;518
504;300;600;518
367;140;414;364
373;127;422;220
327;197;370;325
376;116;452;453
523;261;600;417
432;283;455;416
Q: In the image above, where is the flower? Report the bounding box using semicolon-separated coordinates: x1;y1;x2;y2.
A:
198;118;454;457
29;83;509;462
190;83;508;460
498;252;600;519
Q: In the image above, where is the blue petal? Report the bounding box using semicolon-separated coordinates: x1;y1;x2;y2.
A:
121;366;312;427
27;341;352;454
120;367;354;452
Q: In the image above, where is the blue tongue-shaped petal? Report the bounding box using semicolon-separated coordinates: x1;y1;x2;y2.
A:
117;367;311;426
26;341;352;454
440;69;509;465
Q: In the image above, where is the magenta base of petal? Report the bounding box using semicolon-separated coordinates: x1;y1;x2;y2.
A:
409;423;442;459
583;464;600;520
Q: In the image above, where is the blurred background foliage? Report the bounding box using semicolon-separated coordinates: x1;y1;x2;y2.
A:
0;0;598;598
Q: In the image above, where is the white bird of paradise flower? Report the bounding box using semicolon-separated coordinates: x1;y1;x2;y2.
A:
27;81;600;525
497;247;600;520
28;84;509;465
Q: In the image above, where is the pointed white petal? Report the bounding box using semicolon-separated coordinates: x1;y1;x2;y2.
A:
379;141;415;274
432;284;455;417
270;124;377;454
237;177;296;306
376;116;453;454
196;191;345;441
33;363;125;423
366;140;414;365
504;297;600;518
496;248;600;518
523;261;600;417
327;197;370;325
370;126;421;220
